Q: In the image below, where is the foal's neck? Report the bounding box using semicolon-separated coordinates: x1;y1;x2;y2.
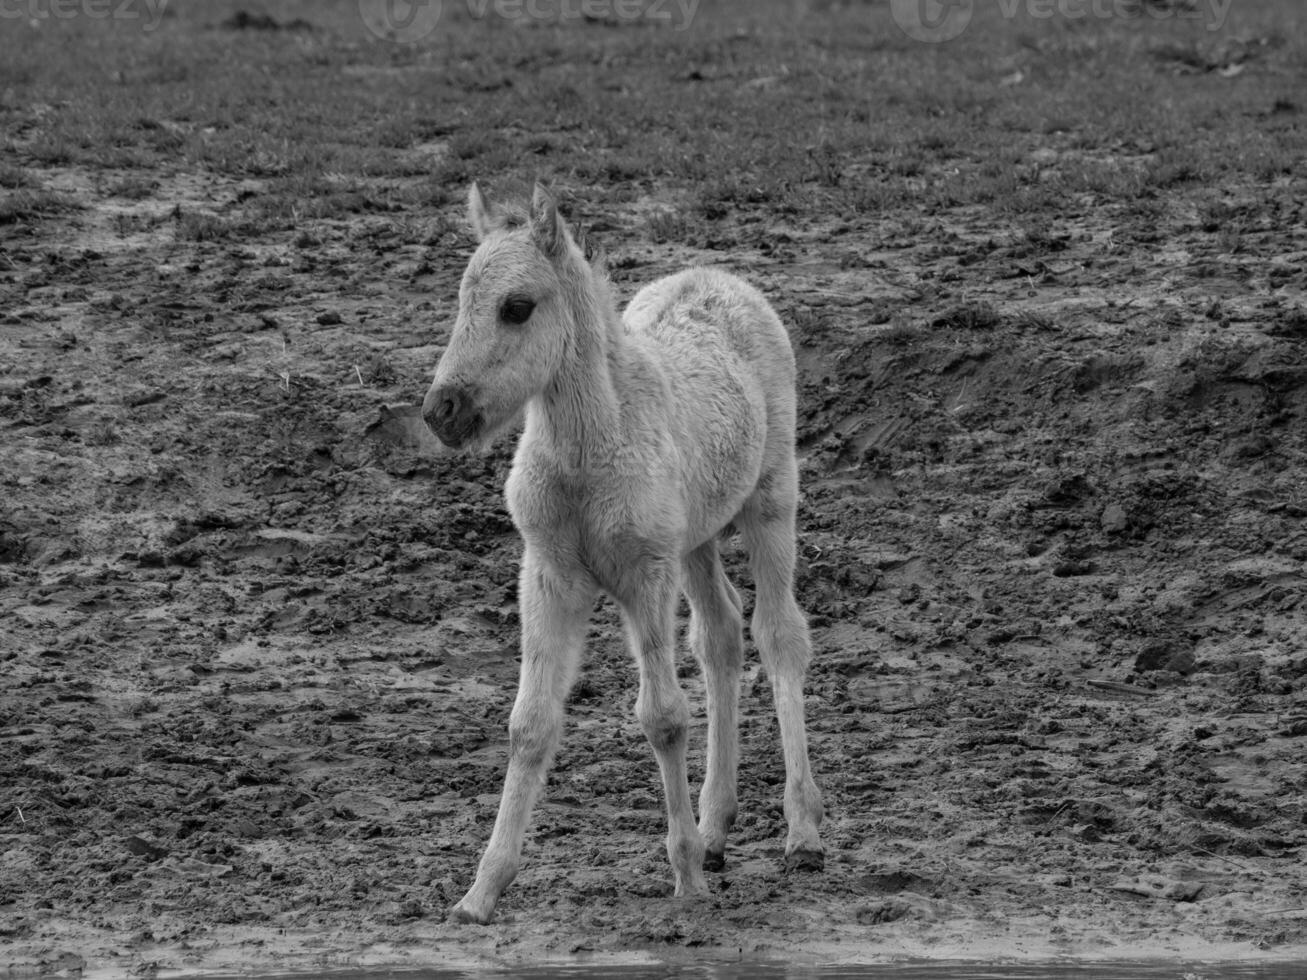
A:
530;262;629;458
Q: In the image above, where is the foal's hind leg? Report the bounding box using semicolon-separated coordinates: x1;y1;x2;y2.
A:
621;562;708;898
683;541;745;871
450;549;595;925
739;461;825;870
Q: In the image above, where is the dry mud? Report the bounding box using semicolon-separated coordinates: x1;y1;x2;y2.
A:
3;154;1307;976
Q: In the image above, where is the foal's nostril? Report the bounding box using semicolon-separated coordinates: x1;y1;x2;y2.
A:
423;385;471;443
423;385;453;424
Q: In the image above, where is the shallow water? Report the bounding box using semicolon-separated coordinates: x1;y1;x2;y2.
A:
199;961;1307;980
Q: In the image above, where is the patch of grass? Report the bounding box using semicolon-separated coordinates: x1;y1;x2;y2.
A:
26;135;78;166
1232;138;1298;181
1013;310;1056;333
697;172;792;214
106;175;158;200
1059;158;1148;201
131;116;186;153
0;189;74;224
253;174;428;221
370;116;453;151
355;352;400;388
1146;146;1209;189
0;0;1301;241
644;208;699;245
846;177;908;213
173;209;263;242
933;303;1004;331
0;162;34;189
431;132;530;186
110;212;165;236
84;418;122;447
805;143;844;188
879;319;928;347
574;153;653;184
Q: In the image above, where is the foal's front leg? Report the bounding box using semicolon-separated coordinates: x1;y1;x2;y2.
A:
449;552;594;925
623;570;708;899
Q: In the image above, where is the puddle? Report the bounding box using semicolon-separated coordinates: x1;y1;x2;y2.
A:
192;961;1307;980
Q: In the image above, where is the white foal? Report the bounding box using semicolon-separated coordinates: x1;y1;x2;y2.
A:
422;182;824;925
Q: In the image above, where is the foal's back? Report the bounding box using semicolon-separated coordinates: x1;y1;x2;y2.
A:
624;267;797;442
622;268;798;543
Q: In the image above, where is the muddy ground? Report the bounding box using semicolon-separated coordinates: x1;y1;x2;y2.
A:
3;1;1307;976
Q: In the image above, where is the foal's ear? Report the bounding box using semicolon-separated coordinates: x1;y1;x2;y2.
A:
467;182;493;242
528;182;568;259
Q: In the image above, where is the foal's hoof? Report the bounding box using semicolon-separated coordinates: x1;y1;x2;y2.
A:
703;848;727;872
784;846;825;873
448;902;492;926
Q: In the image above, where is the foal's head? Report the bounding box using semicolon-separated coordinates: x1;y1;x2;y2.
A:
423;182;593;450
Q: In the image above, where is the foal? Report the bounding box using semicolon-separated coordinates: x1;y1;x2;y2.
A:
422;183;824;925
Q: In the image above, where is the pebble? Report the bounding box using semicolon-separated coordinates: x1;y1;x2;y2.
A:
1135;640;1196;675
1101;503;1129;534
124;835;169;860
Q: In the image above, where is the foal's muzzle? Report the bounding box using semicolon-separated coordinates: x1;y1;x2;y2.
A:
422;383;481;449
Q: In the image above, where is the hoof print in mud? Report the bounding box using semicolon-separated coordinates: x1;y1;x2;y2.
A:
784;848;825;873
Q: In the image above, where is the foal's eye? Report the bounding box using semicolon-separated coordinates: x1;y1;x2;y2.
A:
500;297;535;326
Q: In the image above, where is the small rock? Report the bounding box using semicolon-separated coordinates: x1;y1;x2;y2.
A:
1135;640;1196;675
1101;503;1129;534
317;310;343;325
231;818;261;838
897;582;922;604
1041;473;1095;507
1073;799;1115;826
124;835;169;860
1135;639;1172;671
1052;560;1095;577
1161;880;1203;902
